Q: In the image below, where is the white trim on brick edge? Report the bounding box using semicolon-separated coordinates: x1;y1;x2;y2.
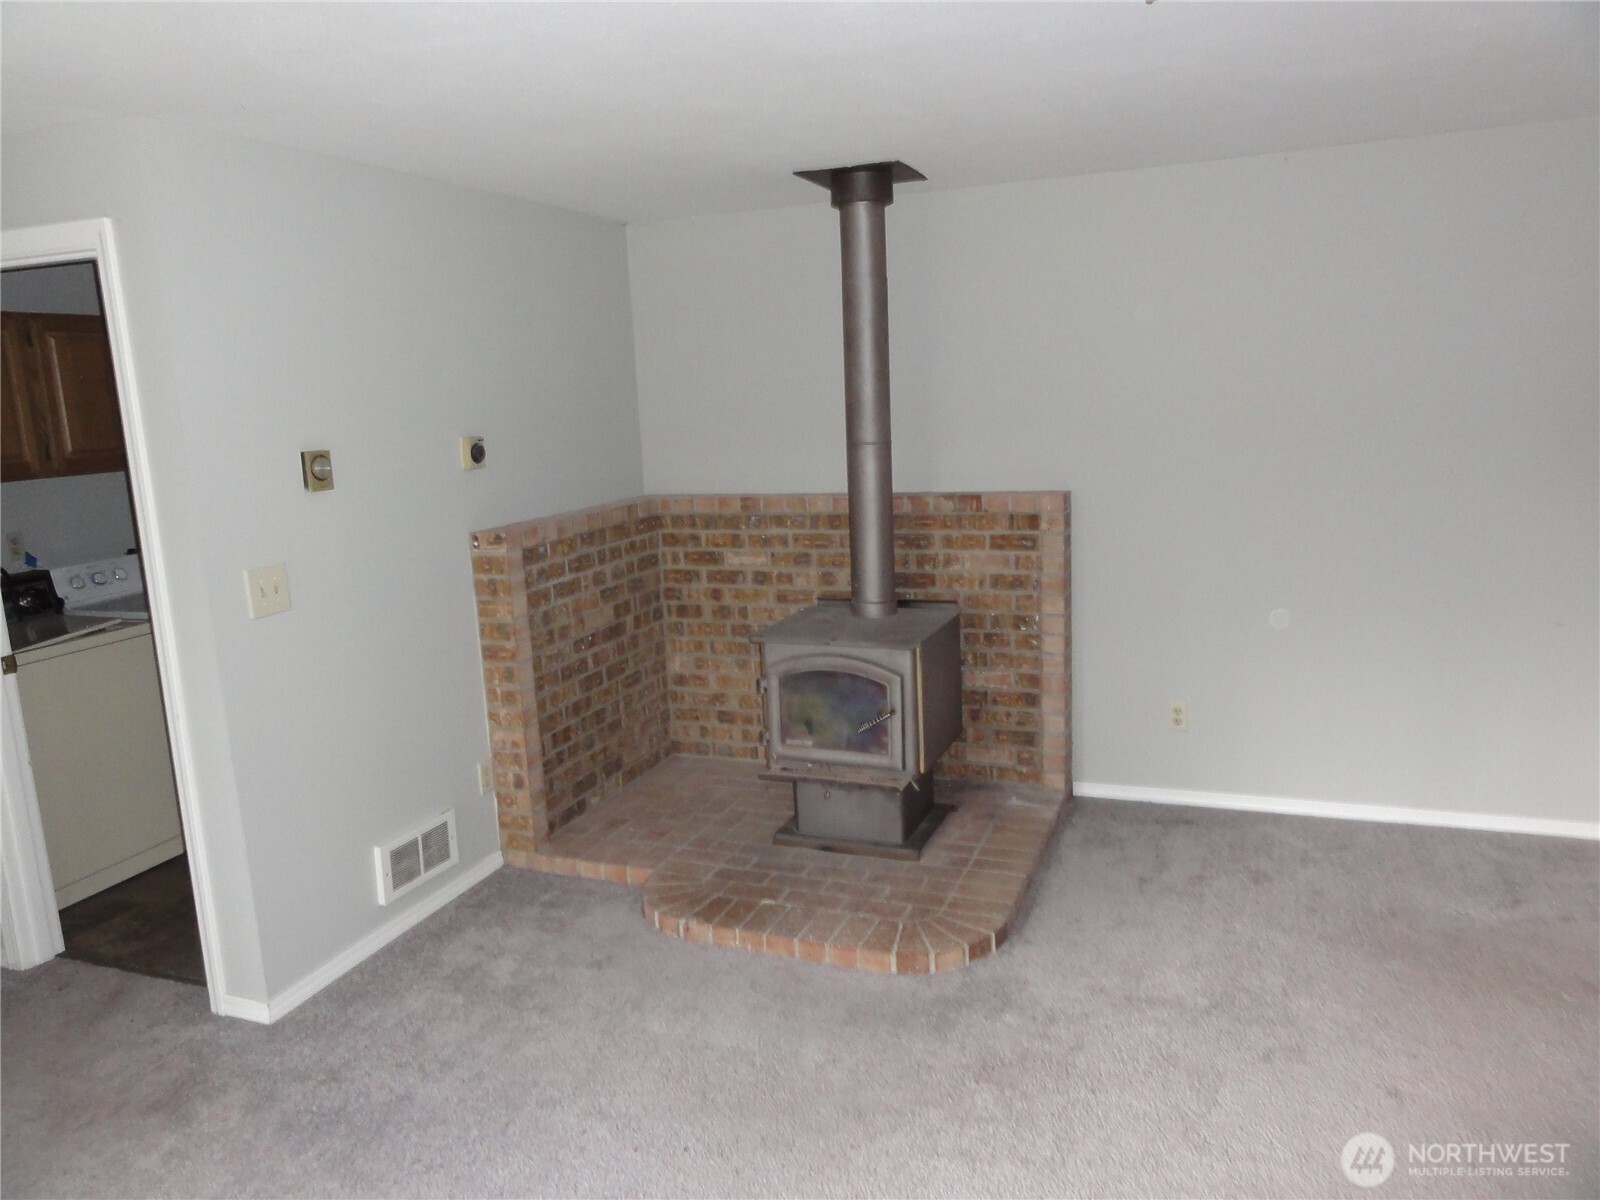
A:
1073;782;1599;841
224;850;503;1025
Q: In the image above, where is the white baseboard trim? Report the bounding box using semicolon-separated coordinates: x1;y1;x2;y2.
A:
214;849;503;1025
213;994;271;1023
1073;782;1599;841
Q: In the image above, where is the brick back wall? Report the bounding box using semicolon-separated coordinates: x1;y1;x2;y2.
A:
658;493;1070;790
473;492;1069;862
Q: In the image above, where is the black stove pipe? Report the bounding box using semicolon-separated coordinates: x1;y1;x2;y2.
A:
797;161;925;620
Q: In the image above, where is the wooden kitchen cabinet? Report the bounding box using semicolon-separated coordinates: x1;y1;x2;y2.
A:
1;311;127;482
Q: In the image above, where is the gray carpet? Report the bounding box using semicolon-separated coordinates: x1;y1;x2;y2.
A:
3;799;1596;1199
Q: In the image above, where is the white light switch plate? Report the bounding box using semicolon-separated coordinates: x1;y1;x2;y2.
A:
245;563;291;619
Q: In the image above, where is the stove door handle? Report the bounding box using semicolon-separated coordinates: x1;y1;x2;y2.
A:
856;708;895;735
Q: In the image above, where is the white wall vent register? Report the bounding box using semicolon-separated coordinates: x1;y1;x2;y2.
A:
375;810;458;905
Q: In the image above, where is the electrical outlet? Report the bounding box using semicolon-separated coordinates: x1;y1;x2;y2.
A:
1169;702;1188;731
477;762;494;795
5;532;23;564
245;563;291;619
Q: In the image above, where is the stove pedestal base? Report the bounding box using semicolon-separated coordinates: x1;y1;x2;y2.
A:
763;768;952;860
773;803;952;862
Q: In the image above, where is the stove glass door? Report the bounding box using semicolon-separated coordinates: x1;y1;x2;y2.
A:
770;656;903;770
781;670;891;755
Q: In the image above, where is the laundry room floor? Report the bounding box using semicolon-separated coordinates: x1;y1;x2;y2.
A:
57;855;204;986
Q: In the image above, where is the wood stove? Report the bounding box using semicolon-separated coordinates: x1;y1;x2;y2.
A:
757;600;961;857
754;159;962;859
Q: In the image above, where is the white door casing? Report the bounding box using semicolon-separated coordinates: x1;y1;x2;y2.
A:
0;617;63;969
0;219;225;1013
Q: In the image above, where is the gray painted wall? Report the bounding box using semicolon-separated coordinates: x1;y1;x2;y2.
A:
3;119;644;1004
5;111;1592;1014
628;118;1599;825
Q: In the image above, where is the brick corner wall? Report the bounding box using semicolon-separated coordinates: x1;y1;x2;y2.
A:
473;491;1070;861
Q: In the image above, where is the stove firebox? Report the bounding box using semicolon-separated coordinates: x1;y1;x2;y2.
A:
753;159;963;859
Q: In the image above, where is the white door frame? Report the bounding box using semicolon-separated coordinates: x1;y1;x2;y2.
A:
0;618;63;967
1;219;226;1015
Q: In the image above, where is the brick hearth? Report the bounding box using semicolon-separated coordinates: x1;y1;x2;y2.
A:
527;757;1066;973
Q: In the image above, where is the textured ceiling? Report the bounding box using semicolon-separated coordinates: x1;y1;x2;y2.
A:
3;2;1595;223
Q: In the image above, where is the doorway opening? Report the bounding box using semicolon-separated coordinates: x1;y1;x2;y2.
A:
2;251;206;989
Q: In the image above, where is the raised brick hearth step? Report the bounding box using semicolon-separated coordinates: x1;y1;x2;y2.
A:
525;756;1066;974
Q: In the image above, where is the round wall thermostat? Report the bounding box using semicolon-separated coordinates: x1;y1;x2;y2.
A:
301;449;335;492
